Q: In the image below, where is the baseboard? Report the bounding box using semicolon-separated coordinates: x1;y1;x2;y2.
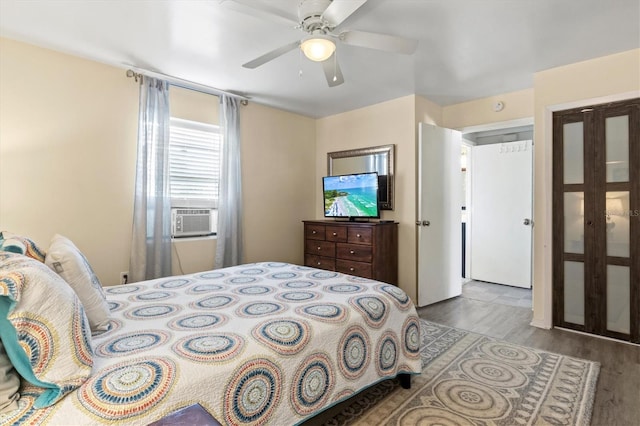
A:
530;318;552;329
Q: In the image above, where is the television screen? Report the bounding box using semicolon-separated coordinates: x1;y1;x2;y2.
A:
323;172;380;219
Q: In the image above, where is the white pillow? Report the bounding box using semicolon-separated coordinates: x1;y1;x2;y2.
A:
0;340;19;414
45;234;110;333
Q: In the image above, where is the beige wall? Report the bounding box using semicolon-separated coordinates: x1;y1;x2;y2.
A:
443;88;534;130
315;95;430;301
0;38;138;285
241;102;316;265
0;38;316;285
531;49;640;328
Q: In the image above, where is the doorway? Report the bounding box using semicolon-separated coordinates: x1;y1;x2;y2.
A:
462;124;534;298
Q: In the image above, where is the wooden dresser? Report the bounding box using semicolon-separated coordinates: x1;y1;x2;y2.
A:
303;220;398;285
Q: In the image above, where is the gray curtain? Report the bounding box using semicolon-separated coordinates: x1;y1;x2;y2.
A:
129;77;172;282
215;95;243;268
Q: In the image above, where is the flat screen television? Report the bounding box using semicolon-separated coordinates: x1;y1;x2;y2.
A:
323;172;380;220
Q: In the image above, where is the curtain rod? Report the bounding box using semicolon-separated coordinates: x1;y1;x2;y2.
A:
126;66;249;104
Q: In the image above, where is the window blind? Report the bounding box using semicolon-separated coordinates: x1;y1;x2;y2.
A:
169;117;221;209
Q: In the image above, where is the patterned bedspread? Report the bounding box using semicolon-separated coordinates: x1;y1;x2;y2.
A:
9;262;421;425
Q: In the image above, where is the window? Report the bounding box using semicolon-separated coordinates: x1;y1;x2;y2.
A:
169;117;221;235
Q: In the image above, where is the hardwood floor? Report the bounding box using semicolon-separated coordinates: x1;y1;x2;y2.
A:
418;287;640;426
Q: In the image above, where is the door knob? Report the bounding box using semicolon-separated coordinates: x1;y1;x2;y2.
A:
523;218;531;226
422;220;430;226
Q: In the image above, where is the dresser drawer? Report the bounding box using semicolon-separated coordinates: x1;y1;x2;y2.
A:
305;254;335;271
336;243;373;263
336;260;372;279
325;226;347;242
305;240;336;257
305;224;326;240
347;227;373;245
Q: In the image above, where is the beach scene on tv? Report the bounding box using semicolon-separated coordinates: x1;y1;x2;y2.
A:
324;173;379;217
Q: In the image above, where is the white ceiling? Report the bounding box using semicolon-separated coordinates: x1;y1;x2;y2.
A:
1;0;638;118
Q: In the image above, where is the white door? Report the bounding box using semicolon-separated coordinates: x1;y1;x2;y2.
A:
470;141;533;288
417;123;462;307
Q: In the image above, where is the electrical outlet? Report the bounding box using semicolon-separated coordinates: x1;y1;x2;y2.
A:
120;271;129;285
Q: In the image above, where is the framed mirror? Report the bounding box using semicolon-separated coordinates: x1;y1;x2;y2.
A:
327;144;395;210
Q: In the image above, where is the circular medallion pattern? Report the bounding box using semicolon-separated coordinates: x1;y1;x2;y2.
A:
77;358;176;420
307;271;338;280
185;284;226;294
236;302;285;317
376;284;411;308
124;304;181;320
252;319;310;355
224;359;282;425
108;301;127;312
398;407;475;426
350;296;388;328
402;317;421;357
234;285;275;296
155;278;192;289
196;271;227;280
106;285;141;294
264;262;288;268
480;342;541;366
296;303;347;323
191;295;237;310
15;316;53;374
268;272;300;280
129;291;173;302
168;313;227;331
173;333;244;363
434;379;510;419
279;280;318;289
239;268;267;275
73;302;93;367
291;353;335;415
459;358;527;388
225;276;260;285
275;291;319;303
376;332;398;375
95;331;169;357
338;326;370;379
324;284;364;293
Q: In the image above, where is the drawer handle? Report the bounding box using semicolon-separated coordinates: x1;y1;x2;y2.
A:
349;250;355;254
317;262;322;266
312;230;317;234
332;232;337;236
317;247;322;251
349;267;355;271
356;233;361;238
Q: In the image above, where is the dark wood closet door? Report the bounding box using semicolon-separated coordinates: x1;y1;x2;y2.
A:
553;98;639;343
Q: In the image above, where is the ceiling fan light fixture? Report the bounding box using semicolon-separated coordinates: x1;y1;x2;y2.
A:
300;36;335;62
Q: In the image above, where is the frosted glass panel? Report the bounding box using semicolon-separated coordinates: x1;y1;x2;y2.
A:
564;261;585;325
606;191;630;257
564;192;584;254
606;115;629;183
607;265;630;334
563;122;584;184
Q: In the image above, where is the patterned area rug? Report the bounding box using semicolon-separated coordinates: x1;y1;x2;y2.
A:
320;320;599;426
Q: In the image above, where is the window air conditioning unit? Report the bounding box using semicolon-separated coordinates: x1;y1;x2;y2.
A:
171;208;215;238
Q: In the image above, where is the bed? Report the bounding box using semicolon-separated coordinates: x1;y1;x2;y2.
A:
1;251;421;425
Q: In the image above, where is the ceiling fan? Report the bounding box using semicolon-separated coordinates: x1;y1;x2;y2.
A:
222;0;418;87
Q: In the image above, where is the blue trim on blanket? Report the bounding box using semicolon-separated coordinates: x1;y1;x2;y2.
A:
0;297;60;408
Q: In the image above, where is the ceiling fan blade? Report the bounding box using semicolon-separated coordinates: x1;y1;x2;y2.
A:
321;0;367;28
242;41;301;69
220;0;299;28
322;53;344;87
340;30;418;54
